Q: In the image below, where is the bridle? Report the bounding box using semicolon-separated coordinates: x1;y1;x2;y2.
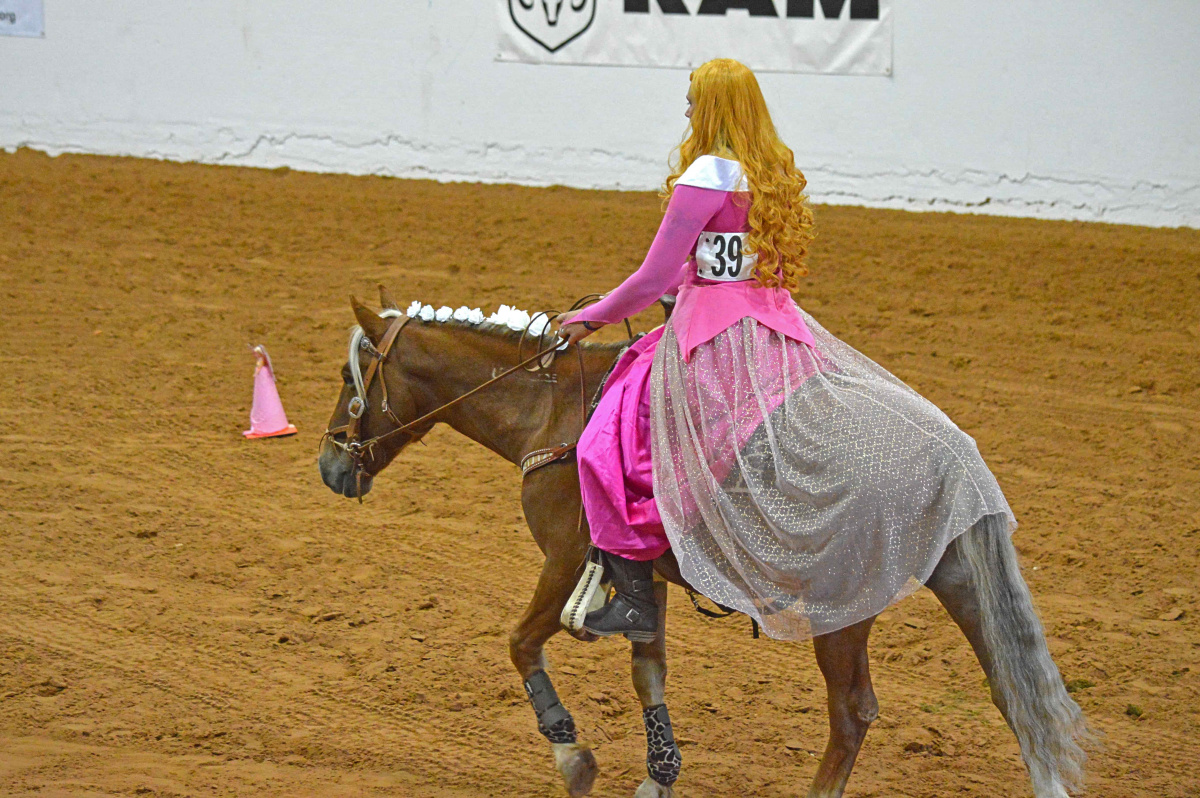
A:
321;307;605;503
320;312;413;501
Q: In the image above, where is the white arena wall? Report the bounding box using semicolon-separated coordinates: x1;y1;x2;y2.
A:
2;1;1198;228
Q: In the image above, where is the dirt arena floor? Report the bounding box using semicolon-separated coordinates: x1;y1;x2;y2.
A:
1;148;1197;797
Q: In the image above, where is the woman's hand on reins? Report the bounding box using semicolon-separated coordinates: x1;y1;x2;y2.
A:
556;308;599;346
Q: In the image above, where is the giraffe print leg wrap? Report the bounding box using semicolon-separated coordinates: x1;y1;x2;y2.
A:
643;703;682;786
524;670;577;744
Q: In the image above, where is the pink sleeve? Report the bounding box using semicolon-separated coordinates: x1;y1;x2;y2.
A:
572;185;726;326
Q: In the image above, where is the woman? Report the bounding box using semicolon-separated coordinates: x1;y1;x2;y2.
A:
557;59;1013;643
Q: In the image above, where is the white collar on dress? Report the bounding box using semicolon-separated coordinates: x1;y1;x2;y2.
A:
675;155;749;192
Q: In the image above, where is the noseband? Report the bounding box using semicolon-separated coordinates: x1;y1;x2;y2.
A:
321;311;590;503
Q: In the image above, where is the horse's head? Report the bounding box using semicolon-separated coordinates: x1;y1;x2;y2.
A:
318;288;433;499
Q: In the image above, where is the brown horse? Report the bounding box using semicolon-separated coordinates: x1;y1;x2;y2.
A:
318;287;1089;798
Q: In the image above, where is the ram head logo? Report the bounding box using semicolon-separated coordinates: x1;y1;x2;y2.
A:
509;0;597;53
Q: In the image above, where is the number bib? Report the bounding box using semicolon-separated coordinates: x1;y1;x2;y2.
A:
695;231;756;282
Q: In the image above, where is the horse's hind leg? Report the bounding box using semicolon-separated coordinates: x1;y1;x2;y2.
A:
630;581;680;798
807;615;879;798
925;529;1086;798
924;537;1009;715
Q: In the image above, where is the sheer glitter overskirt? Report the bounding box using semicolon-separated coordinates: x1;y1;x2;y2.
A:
651;308;1015;640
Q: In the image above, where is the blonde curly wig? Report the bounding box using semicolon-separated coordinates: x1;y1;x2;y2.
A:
663;58;815;292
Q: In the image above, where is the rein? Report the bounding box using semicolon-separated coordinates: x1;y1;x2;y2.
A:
322;309;593;503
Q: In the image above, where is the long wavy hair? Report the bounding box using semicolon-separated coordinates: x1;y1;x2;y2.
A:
662;59;814;291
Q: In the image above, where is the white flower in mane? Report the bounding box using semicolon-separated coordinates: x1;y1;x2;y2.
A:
486;304;514;327
505;308;532;332
527;313;551;337
351;300;561;399
400;300;552;339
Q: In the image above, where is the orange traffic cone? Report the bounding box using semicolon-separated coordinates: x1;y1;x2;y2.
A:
243;345;298;439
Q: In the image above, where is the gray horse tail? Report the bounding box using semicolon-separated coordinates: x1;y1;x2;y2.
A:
957;514;1092;797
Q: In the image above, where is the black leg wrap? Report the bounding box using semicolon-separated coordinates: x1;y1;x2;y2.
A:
643;703;682;786
524;670;577;744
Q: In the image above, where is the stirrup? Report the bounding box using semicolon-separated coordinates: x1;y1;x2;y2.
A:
561;548;610;632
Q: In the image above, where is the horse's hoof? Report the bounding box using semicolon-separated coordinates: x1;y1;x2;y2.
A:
633;775;675;797
552;742;598;797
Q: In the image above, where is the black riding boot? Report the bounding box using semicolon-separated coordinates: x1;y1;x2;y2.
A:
583;552;659;643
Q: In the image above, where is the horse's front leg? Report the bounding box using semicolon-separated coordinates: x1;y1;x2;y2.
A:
513;477;598;797
807;615;879;798
630;580;680;798
510;550;599;797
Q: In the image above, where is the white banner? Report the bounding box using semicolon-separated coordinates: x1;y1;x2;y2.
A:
0;0;43;37
498;0;891;76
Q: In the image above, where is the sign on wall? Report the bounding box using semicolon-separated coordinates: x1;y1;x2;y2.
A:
0;0;43;37
498;0;891;76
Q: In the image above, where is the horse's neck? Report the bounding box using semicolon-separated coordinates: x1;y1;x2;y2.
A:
406;326;606;465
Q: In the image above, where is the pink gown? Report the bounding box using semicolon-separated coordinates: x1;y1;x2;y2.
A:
573;161;817;561
572;155;1014;641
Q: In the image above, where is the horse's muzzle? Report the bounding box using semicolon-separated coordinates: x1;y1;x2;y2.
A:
318;441;374;499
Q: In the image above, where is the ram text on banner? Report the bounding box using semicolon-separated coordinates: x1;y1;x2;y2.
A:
0;0;44;37
497;0;892;76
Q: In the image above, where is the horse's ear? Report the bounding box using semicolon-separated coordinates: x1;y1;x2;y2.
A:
351;296;390;346
378;284;400;311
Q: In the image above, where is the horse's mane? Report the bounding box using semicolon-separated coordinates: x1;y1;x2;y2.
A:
347;302;623;402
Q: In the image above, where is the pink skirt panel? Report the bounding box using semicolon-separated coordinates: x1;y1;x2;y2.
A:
577;327;669;561
672;279;816;363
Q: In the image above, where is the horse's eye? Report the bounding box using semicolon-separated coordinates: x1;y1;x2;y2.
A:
341;364;354;385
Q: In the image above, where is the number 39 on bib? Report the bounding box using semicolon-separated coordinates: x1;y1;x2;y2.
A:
695;231;757;282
